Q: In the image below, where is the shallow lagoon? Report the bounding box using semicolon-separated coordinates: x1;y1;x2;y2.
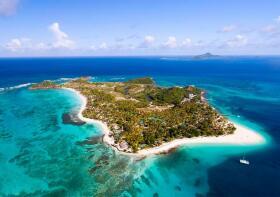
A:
0;80;269;197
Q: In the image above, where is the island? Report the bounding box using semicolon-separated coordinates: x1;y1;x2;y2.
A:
30;77;264;155
193;52;220;59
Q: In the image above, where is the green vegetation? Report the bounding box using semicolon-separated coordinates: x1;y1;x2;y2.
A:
126;77;155;85
32;77;236;153
30;80;59;89
148;87;189;105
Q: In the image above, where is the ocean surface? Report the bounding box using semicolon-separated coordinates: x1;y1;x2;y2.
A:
0;56;279;197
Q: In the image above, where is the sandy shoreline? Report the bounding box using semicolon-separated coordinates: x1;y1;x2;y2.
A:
64;88;115;146
65;88;266;157
137;123;265;155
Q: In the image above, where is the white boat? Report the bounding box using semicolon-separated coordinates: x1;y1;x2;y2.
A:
240;153;250;165
240;159;250;165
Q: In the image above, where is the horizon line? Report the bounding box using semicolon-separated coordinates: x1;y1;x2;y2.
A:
1;54;280;59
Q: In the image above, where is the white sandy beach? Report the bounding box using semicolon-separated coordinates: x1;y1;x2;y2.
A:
65;88;266;157
64;88;115;146
137;123;265;156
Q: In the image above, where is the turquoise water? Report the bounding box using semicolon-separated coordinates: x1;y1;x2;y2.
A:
0;57;279;196
0;88;152;196
0;80;269;197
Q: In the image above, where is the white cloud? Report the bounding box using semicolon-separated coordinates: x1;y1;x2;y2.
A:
0;0;19;16
5;22;75;53
99;42;108;49
276;16;280;23
5;38;22;51
221;25;236;33
182;38;192;47
49;22;75;49
227;34;248;47
138;35;156;48
164;36;177;48
144;35;155;44
5;38;50;52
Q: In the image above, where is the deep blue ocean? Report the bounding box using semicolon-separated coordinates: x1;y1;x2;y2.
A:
0;56;280;197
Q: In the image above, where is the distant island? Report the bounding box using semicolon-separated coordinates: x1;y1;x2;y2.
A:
30;77;241;154
193;52;220;59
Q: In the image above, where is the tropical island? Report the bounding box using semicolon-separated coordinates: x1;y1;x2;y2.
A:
30;77;264;155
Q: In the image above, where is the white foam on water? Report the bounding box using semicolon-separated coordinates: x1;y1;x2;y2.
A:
8;83;33;90
0;83;33;92
54;77;76;82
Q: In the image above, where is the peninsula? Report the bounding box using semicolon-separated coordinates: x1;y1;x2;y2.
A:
30;77;264;155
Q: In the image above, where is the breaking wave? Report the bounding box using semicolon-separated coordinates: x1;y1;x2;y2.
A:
0;83;33;92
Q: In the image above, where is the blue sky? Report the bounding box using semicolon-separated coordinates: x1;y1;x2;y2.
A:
0;0;280;56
